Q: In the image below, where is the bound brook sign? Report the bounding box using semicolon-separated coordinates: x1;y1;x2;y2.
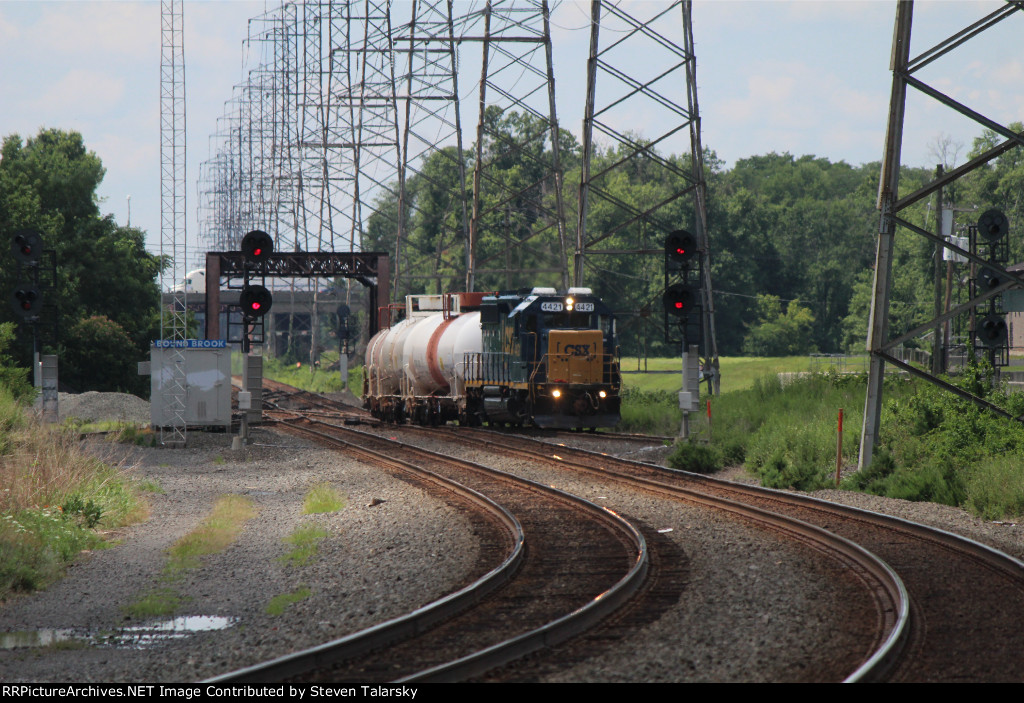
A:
152;339;228;349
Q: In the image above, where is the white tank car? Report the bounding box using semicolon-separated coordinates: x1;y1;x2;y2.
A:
364;294;483;422
172;269;206;294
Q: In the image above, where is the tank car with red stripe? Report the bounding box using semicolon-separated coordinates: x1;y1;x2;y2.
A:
363;288;622;428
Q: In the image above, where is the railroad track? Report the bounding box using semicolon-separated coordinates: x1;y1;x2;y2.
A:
212;411;648;682
216;382;916;682
405;424;1024;682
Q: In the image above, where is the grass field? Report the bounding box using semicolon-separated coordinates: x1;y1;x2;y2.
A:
619;355;856;395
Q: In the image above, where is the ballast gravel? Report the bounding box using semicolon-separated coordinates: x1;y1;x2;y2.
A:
0;392;1022;683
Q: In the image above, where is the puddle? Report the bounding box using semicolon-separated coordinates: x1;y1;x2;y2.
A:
1;615;235;650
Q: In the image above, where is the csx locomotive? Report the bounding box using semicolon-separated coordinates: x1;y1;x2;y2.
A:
364;287;621;429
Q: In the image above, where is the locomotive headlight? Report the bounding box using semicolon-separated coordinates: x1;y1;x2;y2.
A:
599;390;607;398
552;389;562;399
565;296;574;311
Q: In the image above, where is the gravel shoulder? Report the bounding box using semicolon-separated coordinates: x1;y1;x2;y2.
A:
0;425;480;683
1;394;1022;682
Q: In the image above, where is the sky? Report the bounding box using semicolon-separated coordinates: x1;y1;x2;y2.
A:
0;0;1020;274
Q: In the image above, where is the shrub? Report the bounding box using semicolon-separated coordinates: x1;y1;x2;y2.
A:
62;315;143;394
965;456;1024;520
667;441;721;474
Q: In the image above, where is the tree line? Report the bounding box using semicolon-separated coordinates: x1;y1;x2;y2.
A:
2;121;1020;399
365;113;1024;358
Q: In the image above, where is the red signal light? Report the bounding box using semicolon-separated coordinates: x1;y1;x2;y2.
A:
11;229;43;266
241;230;274;266
10;285;42;319
664;283;697;317
666;229;696;264
240;284;272;319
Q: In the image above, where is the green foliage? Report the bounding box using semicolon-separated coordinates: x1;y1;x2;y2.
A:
965;456;1024;520
302;483;345;514
165;495;255;575
742;295;816;356
666;441;721;474
62;315;145;395
123;587;187;619
280;525;329;567
618;387;680;435
0;323;33;402
266;586;311;616
841;447;966;506
359;120;1024;358
0;507;107;595
0;129;161;391
60;494;103;528
720;372;865;491
261;354;347;395
0;390;144;599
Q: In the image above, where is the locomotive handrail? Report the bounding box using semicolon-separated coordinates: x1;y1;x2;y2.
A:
464;351;516;386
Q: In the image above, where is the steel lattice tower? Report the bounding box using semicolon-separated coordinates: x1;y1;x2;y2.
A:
159;0;188;445
860;1;1024;469
388;0;469;301
462;0;568;293
576;0;718;372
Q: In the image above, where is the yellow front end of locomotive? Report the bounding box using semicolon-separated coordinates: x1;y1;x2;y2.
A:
546;330;604;385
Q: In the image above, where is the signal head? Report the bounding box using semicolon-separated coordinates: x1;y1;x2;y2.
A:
663;283;697;317
241;229;274;266
665;229;697;264
10;285;42;320
977;313;1008;348
977;209;1009;243
11;229;42;266
977;267;1005;292
240;284;273;319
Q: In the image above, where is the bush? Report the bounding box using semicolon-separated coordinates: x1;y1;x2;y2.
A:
0;322;33;403
965;456;1024;520
62;315;144;394
667;441;721;474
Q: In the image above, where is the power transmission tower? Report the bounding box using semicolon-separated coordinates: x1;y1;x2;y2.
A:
159;0;188;446
575;0;718;376
463;0;569;292
389;0;470;301
861;1;1024;469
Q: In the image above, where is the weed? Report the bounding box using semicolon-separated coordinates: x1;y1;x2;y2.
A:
137;479;165;494
122;587;188;619
60;495;103;528
165;495;256;574
265;586;311;616
965;456;1024;520
280;524;329;567
302;484;345;514
121;495;256;619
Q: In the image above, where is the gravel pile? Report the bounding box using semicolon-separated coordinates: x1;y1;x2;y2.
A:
0;392;1021;682
57;392;151;425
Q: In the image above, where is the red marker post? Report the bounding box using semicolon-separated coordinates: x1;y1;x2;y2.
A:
835;408;844;486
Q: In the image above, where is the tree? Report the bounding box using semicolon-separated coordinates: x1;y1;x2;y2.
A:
0;129;161;392
742;295;816;356
62;316;142;394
